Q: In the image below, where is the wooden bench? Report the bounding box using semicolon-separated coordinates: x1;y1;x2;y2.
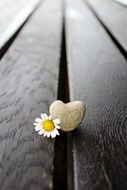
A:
0;0;127;189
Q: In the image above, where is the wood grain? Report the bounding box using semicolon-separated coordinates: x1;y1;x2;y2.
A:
0;0;41;51
86;0;127;53
65;0;127;189
0;0;62;189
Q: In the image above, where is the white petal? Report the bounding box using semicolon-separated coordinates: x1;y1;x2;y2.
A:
34;123;38;126
43;114;49;120
35;118;41;122
43;132;47;137
51;132;56;138
48;115;52;120
55;124;61;129
54;128;60;136
47;132;51;138
41;113;44;119
38;130;44;135
35;126;41;131
53;119;60;125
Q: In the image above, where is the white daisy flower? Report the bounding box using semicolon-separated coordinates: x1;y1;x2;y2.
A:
34;113;61;138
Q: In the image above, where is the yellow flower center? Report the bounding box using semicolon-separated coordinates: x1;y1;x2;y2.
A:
42;120;55;131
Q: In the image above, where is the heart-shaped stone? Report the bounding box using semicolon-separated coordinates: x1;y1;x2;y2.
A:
49;100;86;132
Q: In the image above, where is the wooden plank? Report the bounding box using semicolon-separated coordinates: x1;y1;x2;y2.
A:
65;0;127;189
0;0;41;52
115;0;127;6
0;0;62;189
86;0;127;53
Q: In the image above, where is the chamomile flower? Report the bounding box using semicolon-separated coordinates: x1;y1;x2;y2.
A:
34;113;60;138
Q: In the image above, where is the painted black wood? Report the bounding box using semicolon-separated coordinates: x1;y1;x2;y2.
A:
65;0;127;189
0;0;41;54
0;0;62;189
86;0;127;54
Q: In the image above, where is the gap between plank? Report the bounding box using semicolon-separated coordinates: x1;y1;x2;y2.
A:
0;0;42;59
53;17;74;190
84;0;127;60
115;0;127;8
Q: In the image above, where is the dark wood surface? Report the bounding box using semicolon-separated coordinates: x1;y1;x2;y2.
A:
1;0;127;189
0;0;62;189
65;0;127;189
0;0;41;51
86;0;127;53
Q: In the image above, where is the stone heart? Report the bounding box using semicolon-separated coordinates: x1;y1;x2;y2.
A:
49;100;86;132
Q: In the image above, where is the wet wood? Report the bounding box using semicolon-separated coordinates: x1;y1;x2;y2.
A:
0;0;62;189
115;0;127;7
0;0;41;51
87;0;127;53
65;0;127;189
